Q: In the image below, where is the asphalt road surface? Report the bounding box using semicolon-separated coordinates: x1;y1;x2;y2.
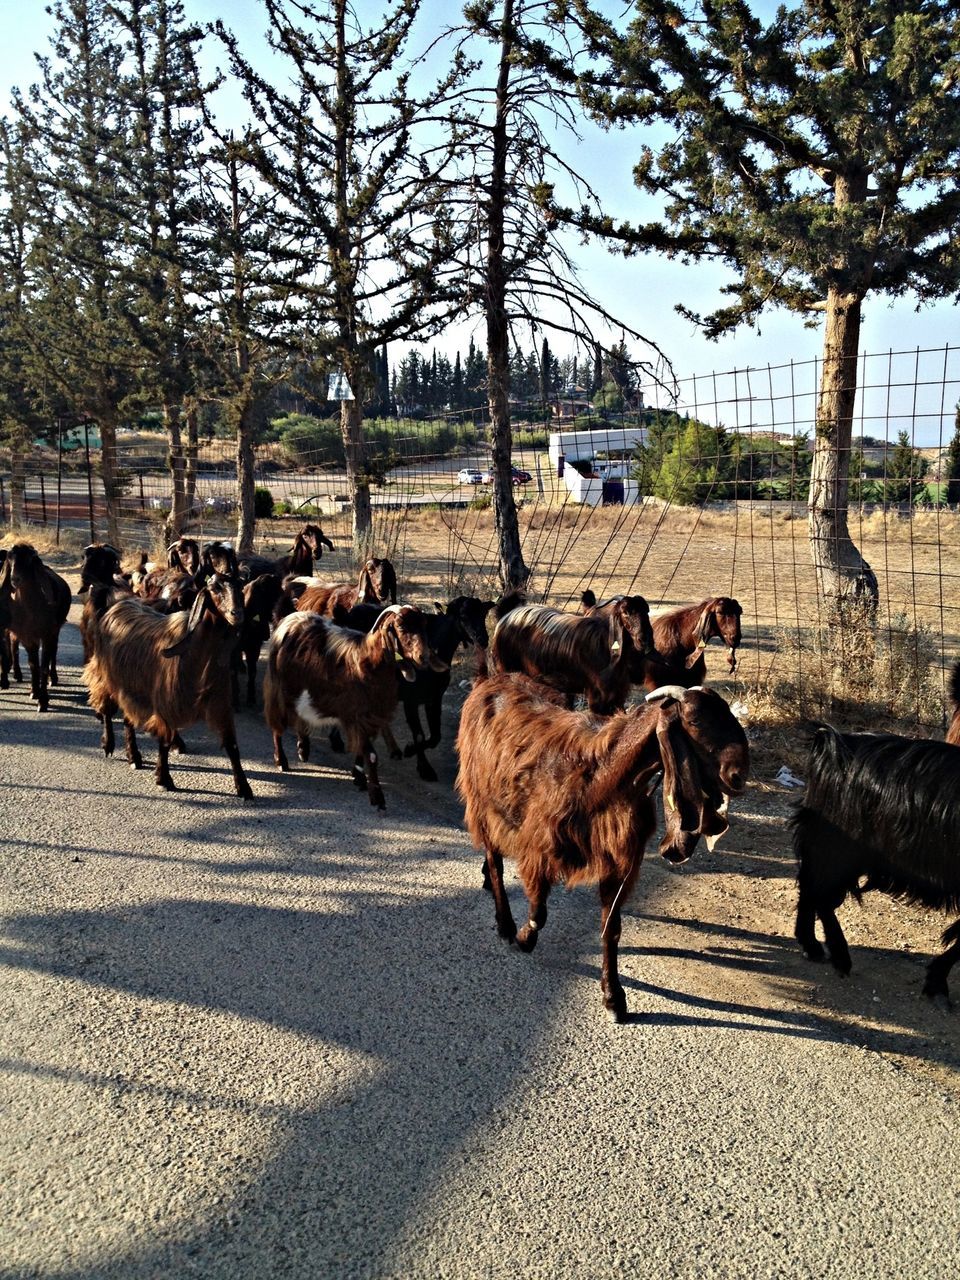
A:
2;601;959;1279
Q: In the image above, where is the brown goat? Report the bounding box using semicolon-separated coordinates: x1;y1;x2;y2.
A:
238;522;334;582
0;543;71;710
490;597;654;714
457;675;749;1022
287;556;399;619
83;573;251;797
947;662;960;746
639;596;743;688
263;604;445;809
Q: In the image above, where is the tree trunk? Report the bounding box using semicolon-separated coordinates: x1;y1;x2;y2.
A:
807;286;878;607
485;0;528;592
9;427;27;526
340;391;372;561
98;412;122;549
236;396;257;556
163;400;188;541
185;405;198;517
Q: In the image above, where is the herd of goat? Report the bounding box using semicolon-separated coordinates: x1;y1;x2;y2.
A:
1;525;960;1021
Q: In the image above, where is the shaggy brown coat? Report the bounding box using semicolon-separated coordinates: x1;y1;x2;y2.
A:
456;674;749;1021
83;577;251;797
639;596;743;688
263;604;444;810
489;597;653;714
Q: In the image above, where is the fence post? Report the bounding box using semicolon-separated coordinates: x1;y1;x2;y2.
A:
39;472;47;525
56;416;63;546
0;475;5;523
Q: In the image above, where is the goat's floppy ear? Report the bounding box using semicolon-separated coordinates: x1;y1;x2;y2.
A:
608;600;625;660
656;707;702;844
356;563;375;603
162;589;209;657
381;561;398;604
685;604;714;667
655;704;730;862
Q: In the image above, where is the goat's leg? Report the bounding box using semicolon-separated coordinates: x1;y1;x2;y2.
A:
12;640;22;682
401;701;437;781
817;895;852;976
381;723;402;760
0;633;10;689
155;736;176;790
220;727;253;800
245;645;260;707
358;738;385;810
329;726;345;753
599;874;629;1023
484;848;517;944
172;733;188;754
515;872;550;953
922;921;960;1005
46;634;60;686
26;643;47;711
795;884;825;962
297;732;311;762
100;703;117;756
123;719;143;769
273;732;290;771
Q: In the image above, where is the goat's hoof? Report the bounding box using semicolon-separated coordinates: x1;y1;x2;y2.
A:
37;703;49;714
924;988;952;1012
158;777;176;791
417;760;439;783
352;768;367;791
604;991;628;1023
606;1004;629;1025
237;783;254;801
800;941;825;963
515;928;539;953
402;743;418;759
369;787;386;810
389;747;403;760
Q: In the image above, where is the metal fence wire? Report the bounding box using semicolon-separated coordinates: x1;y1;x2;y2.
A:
3;344;959;731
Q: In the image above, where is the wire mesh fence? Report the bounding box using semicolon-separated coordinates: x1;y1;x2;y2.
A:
3;344;959;731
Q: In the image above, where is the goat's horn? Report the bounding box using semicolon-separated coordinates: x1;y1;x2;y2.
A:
645;685;689;703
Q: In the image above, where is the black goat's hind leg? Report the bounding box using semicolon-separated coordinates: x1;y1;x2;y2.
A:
922;921;960;1006
819;899;852;976
795;885;825;962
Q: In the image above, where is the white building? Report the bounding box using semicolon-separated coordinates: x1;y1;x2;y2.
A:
547;425;648;506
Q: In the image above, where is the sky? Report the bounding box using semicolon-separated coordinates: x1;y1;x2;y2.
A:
2;0;958;441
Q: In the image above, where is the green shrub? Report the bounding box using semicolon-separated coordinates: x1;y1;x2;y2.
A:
254;486;275;518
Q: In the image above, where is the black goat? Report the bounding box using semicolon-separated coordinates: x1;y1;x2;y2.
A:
0;543;71;709
793;726;960;1002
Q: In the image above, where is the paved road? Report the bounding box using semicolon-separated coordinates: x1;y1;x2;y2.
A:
2;603;960;1278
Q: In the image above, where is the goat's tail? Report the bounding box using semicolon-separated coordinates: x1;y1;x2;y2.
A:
580;589;597;611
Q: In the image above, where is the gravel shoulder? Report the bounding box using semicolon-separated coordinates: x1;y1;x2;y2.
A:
2;574;959;1279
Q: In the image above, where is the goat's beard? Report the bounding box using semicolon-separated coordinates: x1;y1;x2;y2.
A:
659;789;730;864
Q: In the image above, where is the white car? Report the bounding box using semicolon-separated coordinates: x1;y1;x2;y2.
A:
457;468;483;484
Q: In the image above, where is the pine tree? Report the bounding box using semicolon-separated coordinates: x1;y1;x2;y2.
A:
13;0;139;546
217;0;470;556
944;406;960;507
560;0;960;605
